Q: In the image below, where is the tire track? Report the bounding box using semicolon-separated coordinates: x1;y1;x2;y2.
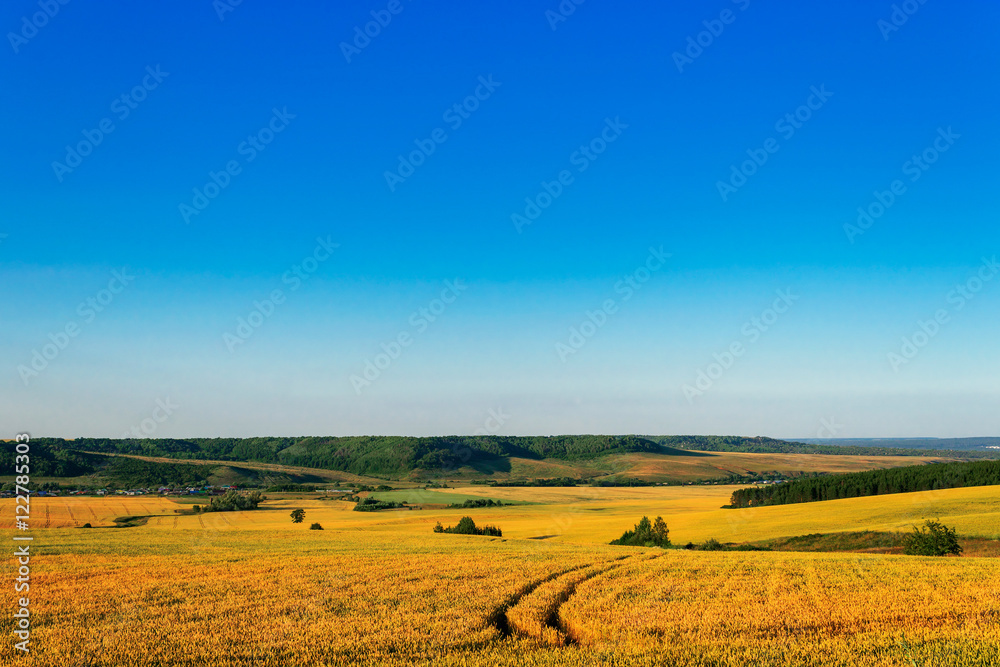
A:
44;502;51;528
486;562;600;638
507;552;662;646
64;502;79;526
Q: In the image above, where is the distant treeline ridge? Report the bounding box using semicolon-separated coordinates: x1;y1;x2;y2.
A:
727;460;1000;509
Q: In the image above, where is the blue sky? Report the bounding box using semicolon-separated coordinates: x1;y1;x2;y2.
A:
2;0;998;438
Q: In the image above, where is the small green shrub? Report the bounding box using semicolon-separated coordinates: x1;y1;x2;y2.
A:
309;523;323;530
699;538;726;551
902;520;963;556
352;497;406;512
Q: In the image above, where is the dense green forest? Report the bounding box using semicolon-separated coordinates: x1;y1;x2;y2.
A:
26;435;663;476
0;441;101;477
0;441;217;488
727;460;1000;509
9;435;998;484
99;458;214;488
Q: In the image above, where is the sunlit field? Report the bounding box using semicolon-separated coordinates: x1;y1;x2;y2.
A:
1;485;998;666
560;550;1000;666
3;484;998;540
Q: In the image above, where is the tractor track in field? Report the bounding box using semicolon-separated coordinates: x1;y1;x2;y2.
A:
503;552;663;646
486;562;598;638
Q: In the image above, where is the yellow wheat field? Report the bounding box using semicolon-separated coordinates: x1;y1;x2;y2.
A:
1;485;998;666
0;495;182;529
558;550;1000;666
5;485;998;544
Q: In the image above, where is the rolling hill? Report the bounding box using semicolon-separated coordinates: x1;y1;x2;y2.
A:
2;435;967;488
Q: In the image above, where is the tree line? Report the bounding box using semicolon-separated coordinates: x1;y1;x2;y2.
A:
28;435;664;477
727;460;1000;508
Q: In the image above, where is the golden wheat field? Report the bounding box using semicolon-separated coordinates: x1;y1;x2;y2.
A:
1;485;999;666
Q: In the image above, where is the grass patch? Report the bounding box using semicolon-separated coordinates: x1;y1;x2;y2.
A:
755;531;905;553
371;490;529;506
112;515;150;528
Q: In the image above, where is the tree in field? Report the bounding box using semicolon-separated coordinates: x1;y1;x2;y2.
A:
902;519;963;556
433;516;502;537
290;508;305;524
652;516;670;546
203;490;264;512
610;516;670;548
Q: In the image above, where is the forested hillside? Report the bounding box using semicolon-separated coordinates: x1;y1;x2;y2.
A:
25;435;663;477
0;442;217;488
727;460;1000;509
12;435;997;484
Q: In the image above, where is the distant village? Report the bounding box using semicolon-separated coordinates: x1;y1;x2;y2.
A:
0;485;240;499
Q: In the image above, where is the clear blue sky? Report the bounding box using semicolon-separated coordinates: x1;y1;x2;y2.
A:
2;0;998;438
